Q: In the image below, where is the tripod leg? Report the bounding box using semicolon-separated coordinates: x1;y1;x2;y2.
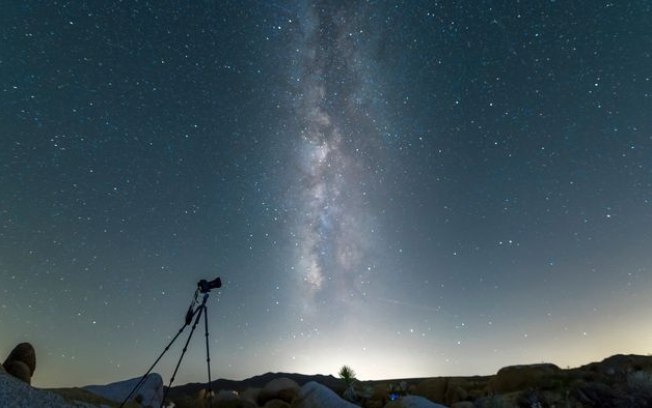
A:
119;322;188;408
203;305;214;406
160;305;204;407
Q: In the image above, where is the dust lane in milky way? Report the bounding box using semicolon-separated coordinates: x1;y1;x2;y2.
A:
290;2;382;314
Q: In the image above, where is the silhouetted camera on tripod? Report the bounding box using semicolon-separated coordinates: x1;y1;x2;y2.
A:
121;276;222;408
198;277;221;293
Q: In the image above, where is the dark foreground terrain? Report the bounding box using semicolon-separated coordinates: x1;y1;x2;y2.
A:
165;354;652;407
3;352;652;407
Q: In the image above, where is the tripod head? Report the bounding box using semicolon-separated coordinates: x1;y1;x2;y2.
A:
186;277;222;325
198;277;222;294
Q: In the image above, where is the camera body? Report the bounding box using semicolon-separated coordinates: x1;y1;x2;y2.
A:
198;277;222;293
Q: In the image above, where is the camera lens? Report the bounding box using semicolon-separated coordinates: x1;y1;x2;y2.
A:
208;277;222;289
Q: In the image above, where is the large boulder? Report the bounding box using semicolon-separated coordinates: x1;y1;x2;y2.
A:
489;363;561;393
214;389;239;402
258;377;300;405
0;371;78;407
83;373;164;407
208;389;257;408
415;377;485;405
591;354;652;377
384;395;449;408
444;383;467;405
3;360;32;384
3;343;36;384
293;381;359;408
240;387;261;405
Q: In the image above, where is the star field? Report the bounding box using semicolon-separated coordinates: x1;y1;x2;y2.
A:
1;1;651;388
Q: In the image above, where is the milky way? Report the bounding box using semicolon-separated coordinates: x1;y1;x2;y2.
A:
290;2;380;311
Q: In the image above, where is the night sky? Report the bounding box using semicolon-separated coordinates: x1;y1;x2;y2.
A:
1;0;651;389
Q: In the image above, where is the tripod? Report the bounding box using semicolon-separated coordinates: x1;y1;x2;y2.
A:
120;277;222;408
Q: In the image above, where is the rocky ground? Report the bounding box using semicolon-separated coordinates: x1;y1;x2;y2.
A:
2;345;652;407
0;368;128;408
140;354;652;408
135;355;652;408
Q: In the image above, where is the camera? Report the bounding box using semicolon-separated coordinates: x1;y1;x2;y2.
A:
198;277;222;293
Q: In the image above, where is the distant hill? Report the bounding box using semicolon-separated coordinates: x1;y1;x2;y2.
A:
166;371;344;400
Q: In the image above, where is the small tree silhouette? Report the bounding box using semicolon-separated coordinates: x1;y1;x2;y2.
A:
339;365;357;384
339;365;357;402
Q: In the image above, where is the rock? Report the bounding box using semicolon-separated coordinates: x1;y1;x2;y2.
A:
209;389;255;408
241;387;261;405
384;395;449;408
414;378;447;404
207;388;240;407
258;377;300;405
215;389;239;401
83;372;164;407
451;402;474;408
3;342;36;384
489;363;561;393
594;354;652;377
444;383;467;405
4;343;36;375
294;381;359;408
3;361;32;384
0;371;77;408
414;377;473;405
